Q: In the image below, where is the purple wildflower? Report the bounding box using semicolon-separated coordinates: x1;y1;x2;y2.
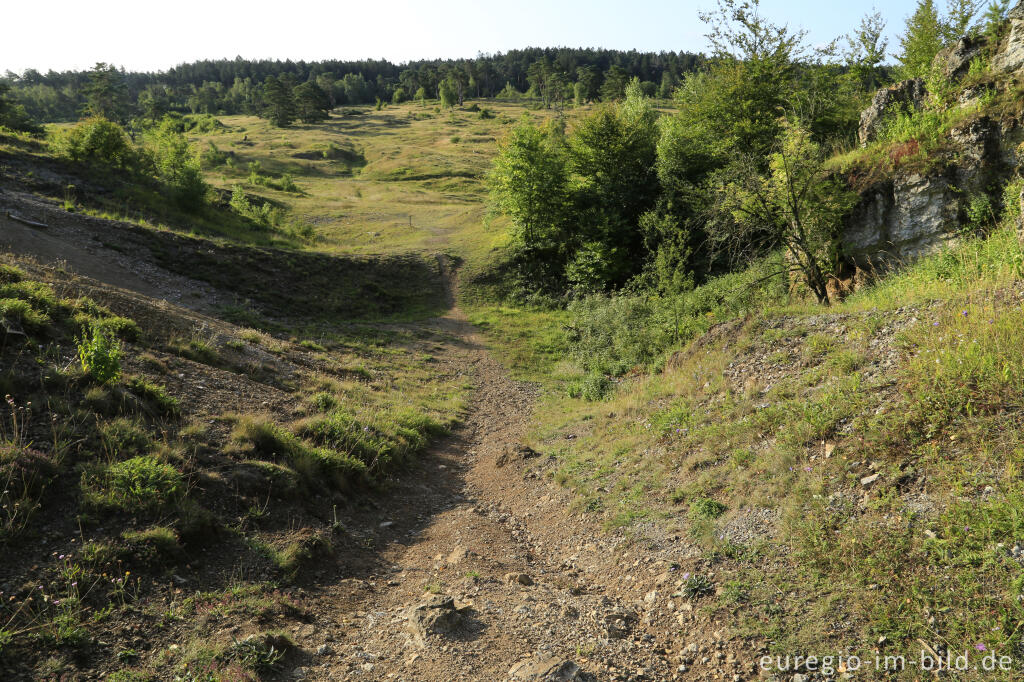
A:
976;643;987;652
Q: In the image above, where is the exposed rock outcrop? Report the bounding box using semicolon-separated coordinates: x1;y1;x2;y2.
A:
933;34;987;80
993;1;1024;73
842;172;960;275
858;79;928;146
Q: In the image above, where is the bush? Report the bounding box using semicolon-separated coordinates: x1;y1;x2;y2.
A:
146;119;208;209
689;498;727;520
77;325;123;384
52;117;136;169
566;372;612;401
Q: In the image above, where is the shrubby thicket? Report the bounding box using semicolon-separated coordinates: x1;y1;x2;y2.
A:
487;0;1011;391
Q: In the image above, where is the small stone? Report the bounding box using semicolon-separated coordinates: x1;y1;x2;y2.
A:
505;572;534;586
860;473;880;486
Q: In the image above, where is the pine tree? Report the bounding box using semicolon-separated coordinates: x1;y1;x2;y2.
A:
262;75;296;127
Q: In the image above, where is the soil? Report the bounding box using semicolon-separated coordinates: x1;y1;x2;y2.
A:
0;194;762;681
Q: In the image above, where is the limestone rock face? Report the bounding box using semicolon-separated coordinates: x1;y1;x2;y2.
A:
841;172;960;274
858;79;927;146
993;1;1024;73
933;34;986;80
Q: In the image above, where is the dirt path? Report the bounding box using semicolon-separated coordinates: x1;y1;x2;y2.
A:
282;298;758;681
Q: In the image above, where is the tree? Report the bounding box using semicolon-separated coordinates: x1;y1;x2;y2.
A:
439;78;457;108
294;81;330;122
714;122;856;304
897;0;945;78
0;82;41;133
262;74;296;127
845;10;888;90
487;118;572;287
943;0;983;41
599;66;630;101
566;79;660;288
84;62;128;122
983;0;1012;38
137;85;169;123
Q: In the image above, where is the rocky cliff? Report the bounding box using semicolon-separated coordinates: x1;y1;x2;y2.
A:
837;6;1024;290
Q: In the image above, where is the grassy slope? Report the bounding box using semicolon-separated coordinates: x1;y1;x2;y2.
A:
522;222;1024;667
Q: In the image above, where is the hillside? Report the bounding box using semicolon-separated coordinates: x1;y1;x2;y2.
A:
5;10;1024;682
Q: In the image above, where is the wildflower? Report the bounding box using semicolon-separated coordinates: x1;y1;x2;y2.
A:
976;643;987;652
804;466;812;472
933;322;940;326
682;572;690;580
71;582;77;587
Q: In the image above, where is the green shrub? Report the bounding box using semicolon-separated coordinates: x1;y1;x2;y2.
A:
146;119;208;209
0;279;59;313
52;117;137;169
82;315;140;342
0;298;49;332
567;255;786;375
689;497;727;520
77;326;122;384
566;372;612;401
83;456;182;512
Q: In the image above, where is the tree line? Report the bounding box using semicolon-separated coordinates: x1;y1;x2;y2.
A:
1;48;703;124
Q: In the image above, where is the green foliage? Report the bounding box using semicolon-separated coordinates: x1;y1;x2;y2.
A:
145;118;208;209
84;62;128;122
262;74;296;127
0;82;41;134
83;456;183;512
439;79;457;108
716;122;856;304
566;372;612;401
77;325;123;384
53;117;136;169
566;254;786;374
689;497;728;519
293;81;331;122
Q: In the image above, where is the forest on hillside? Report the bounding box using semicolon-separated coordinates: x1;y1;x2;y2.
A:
1;47;704;123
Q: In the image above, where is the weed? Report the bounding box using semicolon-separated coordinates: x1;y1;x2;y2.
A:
78;325;122;384
82;455;183;512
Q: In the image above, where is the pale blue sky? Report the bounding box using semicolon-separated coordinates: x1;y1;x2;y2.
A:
4;0;928;74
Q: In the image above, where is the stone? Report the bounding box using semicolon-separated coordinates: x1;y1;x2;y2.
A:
406;595;467;645
933;34;986;80
508;657;584;681
861;473;880;486
505;572;534;586
993;1;1024;74
496;443;541;468
446;545;472;565
858;79;927;146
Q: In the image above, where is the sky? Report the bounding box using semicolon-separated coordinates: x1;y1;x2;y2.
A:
2;0;926;75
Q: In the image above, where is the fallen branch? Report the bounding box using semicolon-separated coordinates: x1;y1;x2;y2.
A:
5;210;48;229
